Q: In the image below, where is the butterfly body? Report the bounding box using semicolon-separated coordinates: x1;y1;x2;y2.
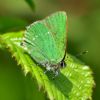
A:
23;11;67;74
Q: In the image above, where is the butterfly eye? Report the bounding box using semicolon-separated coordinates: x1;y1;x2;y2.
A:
60;61;66;68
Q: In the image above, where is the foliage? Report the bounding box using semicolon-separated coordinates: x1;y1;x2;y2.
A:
0;32;94;100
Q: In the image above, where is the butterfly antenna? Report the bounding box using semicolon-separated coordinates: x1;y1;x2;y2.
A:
76;50;88;57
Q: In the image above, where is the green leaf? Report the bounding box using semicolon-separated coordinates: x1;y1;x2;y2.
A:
0;32;94;100
25;0;35;11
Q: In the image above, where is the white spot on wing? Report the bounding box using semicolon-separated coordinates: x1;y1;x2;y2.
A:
47;32;50;34
33;37;35;41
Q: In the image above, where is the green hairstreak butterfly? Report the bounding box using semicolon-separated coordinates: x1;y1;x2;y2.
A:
23;11;67;75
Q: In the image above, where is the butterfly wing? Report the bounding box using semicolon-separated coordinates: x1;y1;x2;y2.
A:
24;12;67;65
24;22;61;65
43;11;67;61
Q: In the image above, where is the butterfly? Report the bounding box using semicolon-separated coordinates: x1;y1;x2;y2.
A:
23;11;67;75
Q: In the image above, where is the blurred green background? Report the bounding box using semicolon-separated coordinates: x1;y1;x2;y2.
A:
0;0;99;100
